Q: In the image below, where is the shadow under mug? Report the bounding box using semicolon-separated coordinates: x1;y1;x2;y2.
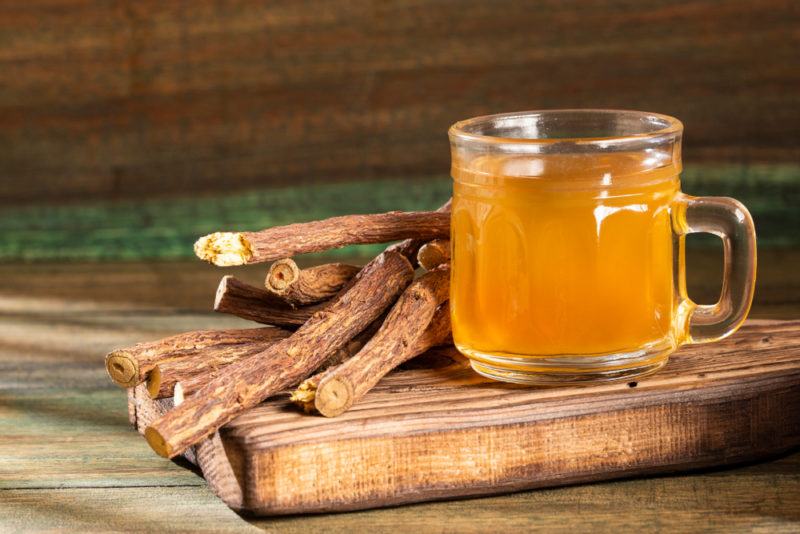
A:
448;110;757;385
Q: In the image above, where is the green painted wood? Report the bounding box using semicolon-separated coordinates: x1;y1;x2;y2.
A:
0;165;798;263
0;176;451;262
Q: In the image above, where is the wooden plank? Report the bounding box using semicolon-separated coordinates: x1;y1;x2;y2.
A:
0;388;203;489
0;282;260;531
0;261;263;314
1;1;798;204
129;320;800;515
0;487;260;533
0;305;251;390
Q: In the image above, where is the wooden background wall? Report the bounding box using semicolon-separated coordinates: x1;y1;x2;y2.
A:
1;0;798;205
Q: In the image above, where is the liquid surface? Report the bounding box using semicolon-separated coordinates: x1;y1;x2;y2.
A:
451;151;680;358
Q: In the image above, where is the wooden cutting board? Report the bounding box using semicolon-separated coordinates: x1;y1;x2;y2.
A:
129;319;800;515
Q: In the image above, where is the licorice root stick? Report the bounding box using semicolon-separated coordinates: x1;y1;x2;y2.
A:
386;200;452;265
147;332;288;399
174;318;380;399
194;211;450;266
312;267;451;417
417;239;451;271
213;276;325;327
105;327;291;388
265;259;360;307
291;302;451;413
145;251;414;458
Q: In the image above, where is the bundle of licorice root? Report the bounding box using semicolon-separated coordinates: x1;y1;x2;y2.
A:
105;205;453;459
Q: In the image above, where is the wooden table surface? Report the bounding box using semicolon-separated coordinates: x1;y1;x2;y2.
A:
2;250;799;533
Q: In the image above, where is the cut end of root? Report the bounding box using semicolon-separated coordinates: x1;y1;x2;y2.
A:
314;377;354;418
417;240;451;271
214;276;233;310
105;352;139;388
173;383;185;406
289;380;318;414
146;366;162;399
194;232;253;266
145;427;172;458
265;259;300;292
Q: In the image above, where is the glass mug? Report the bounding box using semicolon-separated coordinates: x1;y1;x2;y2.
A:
449;110;756;384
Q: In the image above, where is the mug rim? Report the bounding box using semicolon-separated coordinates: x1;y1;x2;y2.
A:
449;109;683;148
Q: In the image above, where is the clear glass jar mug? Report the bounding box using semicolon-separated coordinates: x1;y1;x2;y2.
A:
449;110;756;384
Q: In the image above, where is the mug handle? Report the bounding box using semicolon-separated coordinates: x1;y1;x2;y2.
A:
672;193;757;344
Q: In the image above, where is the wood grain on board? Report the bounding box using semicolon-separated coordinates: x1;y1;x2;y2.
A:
2;0;799;204
248;454;800;533
129;320;800;515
